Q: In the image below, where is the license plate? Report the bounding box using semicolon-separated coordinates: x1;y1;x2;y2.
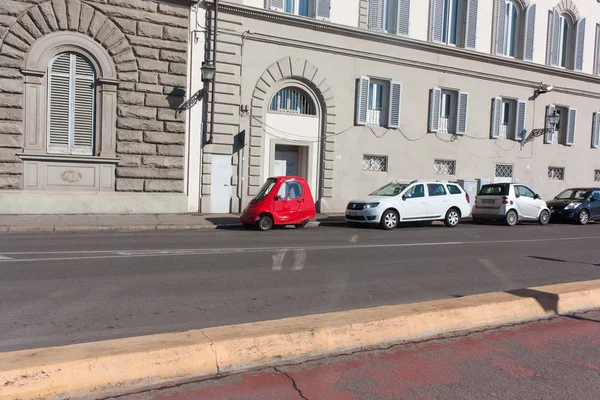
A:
347;211;359;217
481;199;495;204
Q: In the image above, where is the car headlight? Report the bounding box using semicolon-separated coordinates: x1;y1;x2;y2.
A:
564;202;581;210
365;202;380;208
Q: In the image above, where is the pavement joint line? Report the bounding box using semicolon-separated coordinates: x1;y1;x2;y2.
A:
3;279;600;400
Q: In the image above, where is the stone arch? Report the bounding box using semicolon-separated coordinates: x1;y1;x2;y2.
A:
0;0;135;78
248;57;336;201
555;0;580;21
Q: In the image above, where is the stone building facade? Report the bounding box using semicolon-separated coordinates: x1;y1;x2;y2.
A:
190;0;600;214
0;0;191;213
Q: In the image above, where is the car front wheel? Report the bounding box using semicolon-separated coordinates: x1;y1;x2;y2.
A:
578;209;590;225
257;215;274;231
538;210;550;225
444;208;460;227
380;210;399;230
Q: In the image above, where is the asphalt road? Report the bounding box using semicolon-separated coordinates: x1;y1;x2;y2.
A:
115;310;600;400
2;221;600;352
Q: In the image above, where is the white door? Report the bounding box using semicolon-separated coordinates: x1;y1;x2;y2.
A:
514;185;539;220
400;184;428;220
211;155;232;213
425;183;450;218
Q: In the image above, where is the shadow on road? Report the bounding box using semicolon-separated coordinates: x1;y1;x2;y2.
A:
528;255;600;267
506;288;600;324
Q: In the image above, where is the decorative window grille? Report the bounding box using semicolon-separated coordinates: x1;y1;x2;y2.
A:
495;163;514;178
269;87;316;115
548;167;565;180
594;170;600;182
363;155;388;172
434;159;456;175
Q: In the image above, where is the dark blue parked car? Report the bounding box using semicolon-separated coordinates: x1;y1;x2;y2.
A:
547;188;600;225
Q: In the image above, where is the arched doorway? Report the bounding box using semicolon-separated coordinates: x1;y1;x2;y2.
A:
264;84;321;198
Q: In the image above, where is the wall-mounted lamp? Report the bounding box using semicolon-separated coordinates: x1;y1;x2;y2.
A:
534;83;554;96
546;109;560;129
201;62;216;82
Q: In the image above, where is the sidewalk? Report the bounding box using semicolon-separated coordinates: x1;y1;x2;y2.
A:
0;213;346;233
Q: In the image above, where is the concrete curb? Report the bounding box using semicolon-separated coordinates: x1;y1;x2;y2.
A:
5;279;599;400
0;220;345;233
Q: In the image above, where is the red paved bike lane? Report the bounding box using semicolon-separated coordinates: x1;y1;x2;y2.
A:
116;311;600;400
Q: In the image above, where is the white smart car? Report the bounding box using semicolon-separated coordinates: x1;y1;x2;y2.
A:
345;180;472;230
472;183;550;226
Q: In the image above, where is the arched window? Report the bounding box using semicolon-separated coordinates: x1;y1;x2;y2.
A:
503;1;520;57
549;7;585;71
47;52;96;155
269;87;316;115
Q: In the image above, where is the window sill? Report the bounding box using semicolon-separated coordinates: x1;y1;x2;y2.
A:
17;153;120;164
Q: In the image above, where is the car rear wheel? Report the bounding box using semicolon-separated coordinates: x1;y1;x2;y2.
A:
538;210;550;225
295;220;309;228
505;210;518;226
380;210;399;230
257;215;274;232
578;209;590;225
444;208;460;228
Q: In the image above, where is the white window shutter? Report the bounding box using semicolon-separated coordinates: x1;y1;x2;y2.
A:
456;91;469;135
550;8;560;66
495;0;506;55
314;0;331;20
268;0;284;12
369;0;385;31
595;24;600;75
356;76;370;126
429;87;441;132
464;0;478;49
544;104;555;143
592;112;600;148
574;18;586;71
566;107;577;146
431;0;444;42
48;53;71;154
395;0;410;35
490;97;502;139
515;100;527;141
523;5;536;61
388;81;402;129
72;55;95;155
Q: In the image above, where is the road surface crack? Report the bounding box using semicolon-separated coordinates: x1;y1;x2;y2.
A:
274;367;308;400
200;329;220;376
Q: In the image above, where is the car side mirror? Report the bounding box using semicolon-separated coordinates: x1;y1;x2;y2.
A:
274;195;281;201
591;196;598;202
534;194;541;200
402;194;412;200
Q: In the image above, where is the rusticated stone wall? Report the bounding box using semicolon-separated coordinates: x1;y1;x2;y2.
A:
0;0;190;193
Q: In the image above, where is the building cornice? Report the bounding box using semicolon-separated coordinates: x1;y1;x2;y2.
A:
207;1;600;89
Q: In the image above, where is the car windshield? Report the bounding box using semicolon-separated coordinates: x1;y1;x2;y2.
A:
370;182;408;197
253;178;277;201
555;189;589;200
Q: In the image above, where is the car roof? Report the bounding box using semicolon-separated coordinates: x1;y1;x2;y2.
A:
391;179;458;184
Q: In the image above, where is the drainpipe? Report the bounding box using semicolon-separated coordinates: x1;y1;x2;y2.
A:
207;0;218;144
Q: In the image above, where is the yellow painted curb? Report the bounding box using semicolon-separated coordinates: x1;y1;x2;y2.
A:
2;279;600;399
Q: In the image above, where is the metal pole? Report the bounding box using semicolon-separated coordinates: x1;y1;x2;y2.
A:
208;0;218;144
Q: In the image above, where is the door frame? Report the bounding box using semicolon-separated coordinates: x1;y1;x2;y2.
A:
269;139;317;201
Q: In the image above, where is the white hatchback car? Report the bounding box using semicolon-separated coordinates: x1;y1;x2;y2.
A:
345;180;472;229
472;183;550;226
